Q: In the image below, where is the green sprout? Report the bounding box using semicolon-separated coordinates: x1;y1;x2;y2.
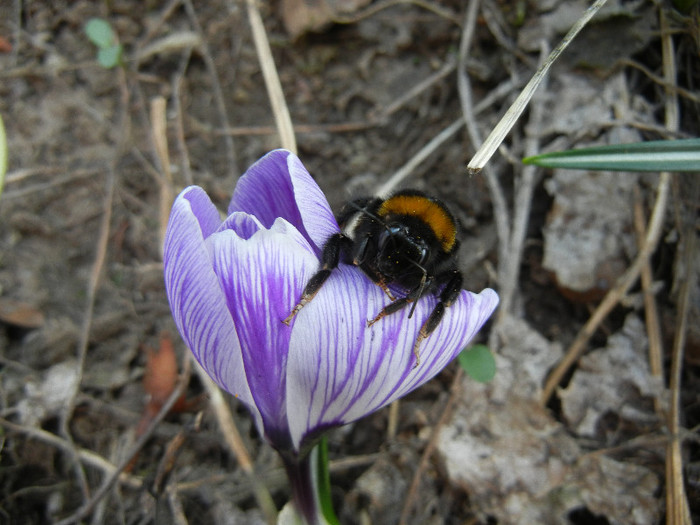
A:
84;18;123;69
458;344;496;383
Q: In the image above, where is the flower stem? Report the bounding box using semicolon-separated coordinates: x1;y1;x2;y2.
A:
281;450;322;525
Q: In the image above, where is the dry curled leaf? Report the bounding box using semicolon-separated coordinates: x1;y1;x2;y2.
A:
0;298;45;328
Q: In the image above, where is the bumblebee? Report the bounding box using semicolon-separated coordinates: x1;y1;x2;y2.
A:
284;189;463;367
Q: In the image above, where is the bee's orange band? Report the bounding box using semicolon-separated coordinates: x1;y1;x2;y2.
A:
378;195;457;252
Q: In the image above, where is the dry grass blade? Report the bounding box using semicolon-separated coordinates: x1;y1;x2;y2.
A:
633;188;664;415
666;188;695;525
660;8;692;524
467;0;609;173
150;96;174;257
245;0;297;153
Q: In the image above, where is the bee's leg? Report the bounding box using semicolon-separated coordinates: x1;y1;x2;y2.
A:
376;280;396;301
283;233;353;324
348;233;396;301
366;296;413;327
367;276;432;326
412;270;462;367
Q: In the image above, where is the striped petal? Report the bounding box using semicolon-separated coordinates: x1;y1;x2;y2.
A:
286;267;499;450
208;218;319;449
164;187;260;428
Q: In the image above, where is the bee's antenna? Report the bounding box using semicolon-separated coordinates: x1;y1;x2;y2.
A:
345;200;392;234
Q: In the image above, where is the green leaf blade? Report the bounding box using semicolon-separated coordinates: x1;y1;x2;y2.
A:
523;138;700;172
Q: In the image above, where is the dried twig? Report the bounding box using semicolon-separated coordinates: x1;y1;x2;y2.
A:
57;64;130;501
660;8;692;524
457;0;511;274
633;188;664;414
496;42;548;318
332;0;462;26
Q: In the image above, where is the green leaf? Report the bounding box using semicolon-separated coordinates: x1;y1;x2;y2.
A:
523;138;700;172
0;112;6;198
97;45;123;69
458;344;496;383
85;18;116;48
315;437;340;525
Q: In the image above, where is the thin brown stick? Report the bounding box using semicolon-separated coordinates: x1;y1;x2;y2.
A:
659;8;692;524
457;0;511;274
150;97;174;258
633;187;664;414
58;64;130;500
398;368;464;525
215;121;375;136
618;58;700;105
370;58;456;122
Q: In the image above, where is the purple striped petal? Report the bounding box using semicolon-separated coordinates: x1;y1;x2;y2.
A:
228;150;338;253
164;187;261;429
286;269;499;449
208;218;319;448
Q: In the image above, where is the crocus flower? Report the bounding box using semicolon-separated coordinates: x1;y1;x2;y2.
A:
163;149;498;521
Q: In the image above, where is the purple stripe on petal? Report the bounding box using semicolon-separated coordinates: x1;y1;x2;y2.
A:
286;267;498;450
228;150;338;253
208;220;319;448
163;190;261;431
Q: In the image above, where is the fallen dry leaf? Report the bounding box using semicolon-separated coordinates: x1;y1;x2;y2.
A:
0;298;45;328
